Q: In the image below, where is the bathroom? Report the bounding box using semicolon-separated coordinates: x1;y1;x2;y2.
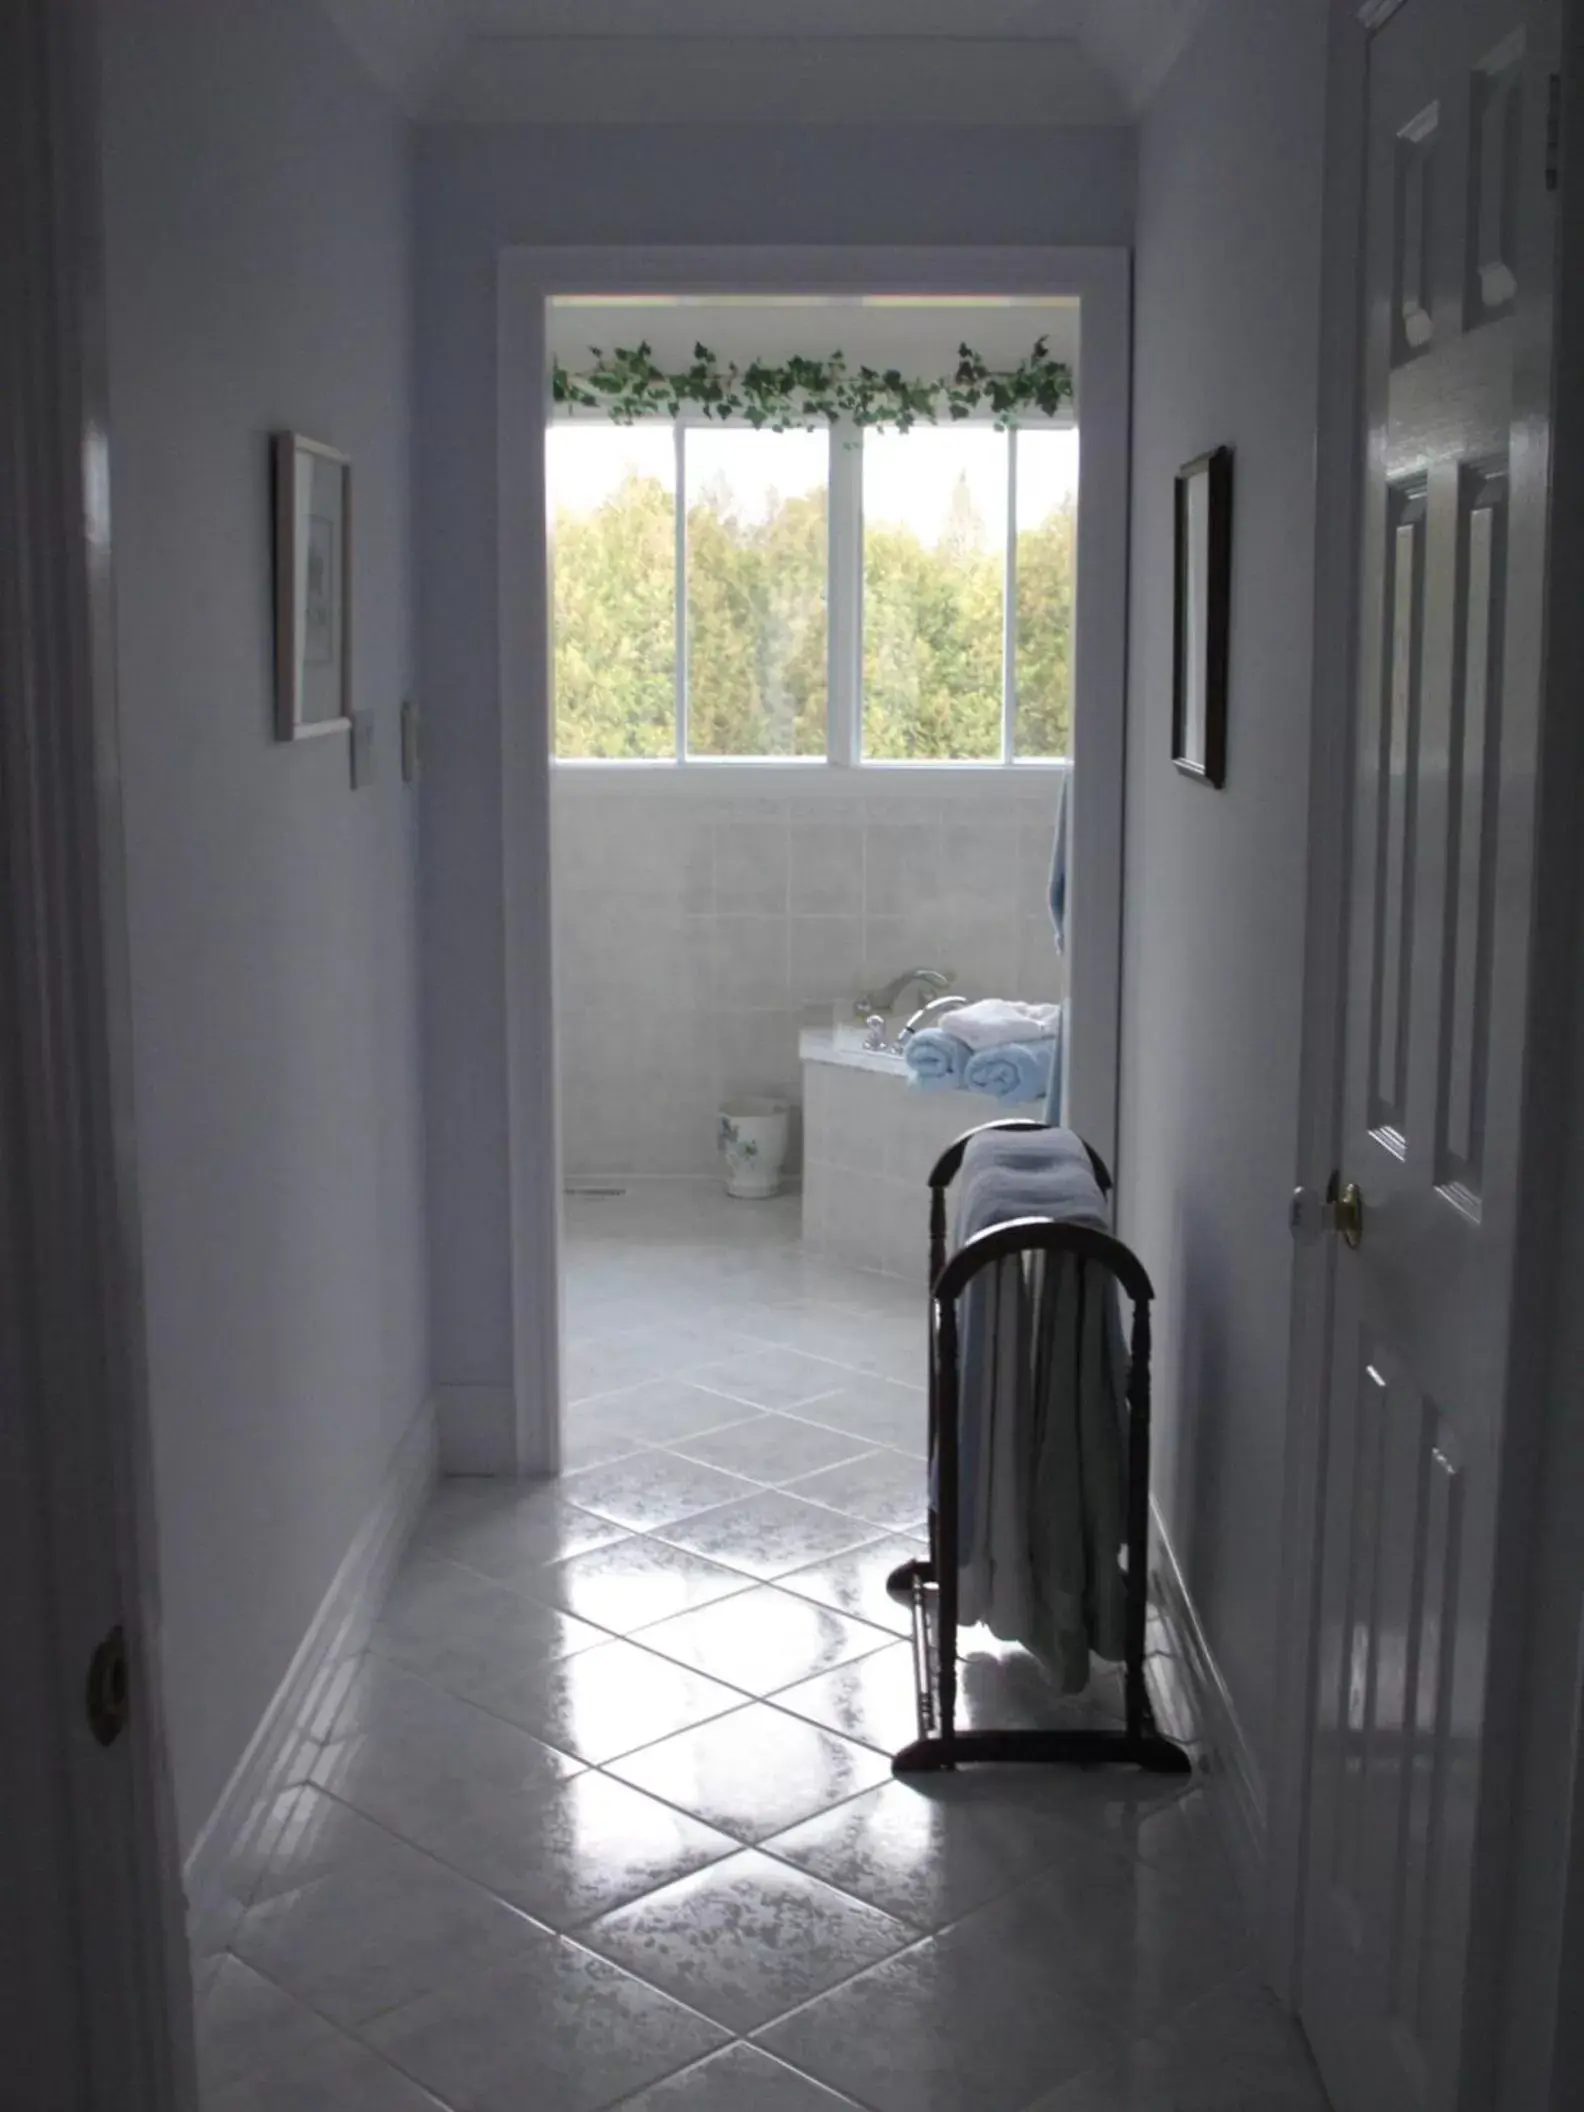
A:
539;278;1125;1829
550;292;1087;1340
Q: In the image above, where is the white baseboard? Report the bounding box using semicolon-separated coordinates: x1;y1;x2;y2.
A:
183;1395;437;1954
1149;1501;1267;1924
436;1383;517;1474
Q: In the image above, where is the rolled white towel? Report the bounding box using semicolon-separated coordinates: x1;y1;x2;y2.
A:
941;998;1061;1053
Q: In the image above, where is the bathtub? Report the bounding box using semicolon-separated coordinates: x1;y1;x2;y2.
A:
799;1027;1041;1282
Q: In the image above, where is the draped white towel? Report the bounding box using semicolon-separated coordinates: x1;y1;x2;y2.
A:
938;999;1062;1054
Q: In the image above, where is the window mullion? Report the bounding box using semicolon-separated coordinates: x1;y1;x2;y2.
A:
827;420;862;765
1003;426;1018;765
675;421;688;763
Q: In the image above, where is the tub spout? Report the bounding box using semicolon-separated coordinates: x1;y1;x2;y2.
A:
854;967;953;1019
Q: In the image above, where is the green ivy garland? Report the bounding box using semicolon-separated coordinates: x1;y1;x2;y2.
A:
551;337;1072;433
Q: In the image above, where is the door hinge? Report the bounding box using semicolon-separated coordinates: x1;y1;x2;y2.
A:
86;1622;129;1747
1547;72;1562;193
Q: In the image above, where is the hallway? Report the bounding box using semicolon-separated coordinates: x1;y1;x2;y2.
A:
195;1187;1328;2111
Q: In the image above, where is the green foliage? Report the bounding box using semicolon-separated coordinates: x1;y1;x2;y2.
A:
553;338;1074;433
1015;503;1077;759
552;464;1074;763
687;478;828;757
552;470;675;757
862;474;1003;761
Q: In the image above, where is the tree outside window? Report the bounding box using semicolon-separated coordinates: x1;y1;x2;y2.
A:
549;421;1076;764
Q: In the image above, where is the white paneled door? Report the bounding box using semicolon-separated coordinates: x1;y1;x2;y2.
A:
1300;3;1557;2108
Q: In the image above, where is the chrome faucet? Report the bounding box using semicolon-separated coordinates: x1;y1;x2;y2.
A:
853;967;953;1020
899;992;969;1042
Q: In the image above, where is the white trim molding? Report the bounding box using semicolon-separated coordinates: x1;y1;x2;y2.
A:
498;243;1132;1479
1149;1504;1268;1925
183;1398;437;1956
436;1384;519;1476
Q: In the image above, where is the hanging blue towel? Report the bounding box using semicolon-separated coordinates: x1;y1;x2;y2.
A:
904;1028;971;1090
1048;768;1069;957
1043;774;1070;1125
963;1038;1054;1105
1043;1000;1066;1125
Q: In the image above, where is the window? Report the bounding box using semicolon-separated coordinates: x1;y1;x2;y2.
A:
862;427;1007;763
549;425;676;760
686;428;828;759
550;420;1075;765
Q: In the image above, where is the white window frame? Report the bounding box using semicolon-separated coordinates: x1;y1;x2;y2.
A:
550;413;1073;769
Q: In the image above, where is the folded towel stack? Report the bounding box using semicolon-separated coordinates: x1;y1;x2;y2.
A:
904;1001;1063;1106
939;999;1061;1053
903;1027;971;1088
964;1036;1056;1105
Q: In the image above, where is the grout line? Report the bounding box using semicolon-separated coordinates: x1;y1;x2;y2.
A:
203;1948;468;2112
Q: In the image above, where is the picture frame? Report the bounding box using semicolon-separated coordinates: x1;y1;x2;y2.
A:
273;431;351;741
1171;445;1232;788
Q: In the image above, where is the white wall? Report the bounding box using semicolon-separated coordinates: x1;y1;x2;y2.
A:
100;0;427;1850
1118;0;1329;1795
553;776;1063;1182
416;121;1136;1392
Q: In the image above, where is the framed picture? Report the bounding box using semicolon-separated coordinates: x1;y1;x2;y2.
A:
1172;445;1232;787
273;431;351;740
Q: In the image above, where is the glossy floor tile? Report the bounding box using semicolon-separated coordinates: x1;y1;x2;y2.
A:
607;1700;894;1843
198;1183;1326;2112
777;1533;925;1636
784;1447;932;1535
230;1829;552;2029
541;1532;755;1633
559;1448;761;1533
583;1847;913;2031
408;1481;627;1578
656;1487;885;1580
636;1583;894;1696
479;1635;744;1763
610;2041;863;2109
208;2019;450;2111
669;1409;877;1485
362;1942;730;2112
196;1955;337;2098
1024;1971;1333;2111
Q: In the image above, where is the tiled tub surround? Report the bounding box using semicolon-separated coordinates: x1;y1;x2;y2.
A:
551;775;1065;1182
800;1031;1041;1282
194;1184;1331;2112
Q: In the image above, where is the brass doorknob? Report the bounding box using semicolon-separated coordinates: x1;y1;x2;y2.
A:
1291;1176;1364;1249
1329;1173;1364;1249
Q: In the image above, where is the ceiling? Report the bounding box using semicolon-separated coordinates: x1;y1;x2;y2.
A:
320;0;1209;123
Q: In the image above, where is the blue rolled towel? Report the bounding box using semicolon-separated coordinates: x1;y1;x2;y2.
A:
905;1028;971;1090
963;1037;1053;1105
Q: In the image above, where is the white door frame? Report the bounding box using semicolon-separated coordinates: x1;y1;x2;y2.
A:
0;0;194;2102
497;243;1133;1475
1264;0;1375;2007
1269;6;1581;2103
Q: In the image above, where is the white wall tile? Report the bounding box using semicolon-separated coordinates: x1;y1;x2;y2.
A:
712;915;791;1010
940;822;1022;908
863;822;942;918
790;917;865;1008
790;823;864;914
716;1008;800;1100
553;782;1044;1183
715;820;789;914
860;913;953;994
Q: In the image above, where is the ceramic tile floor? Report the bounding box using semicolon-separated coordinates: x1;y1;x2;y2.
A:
197;1182;1331;2111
